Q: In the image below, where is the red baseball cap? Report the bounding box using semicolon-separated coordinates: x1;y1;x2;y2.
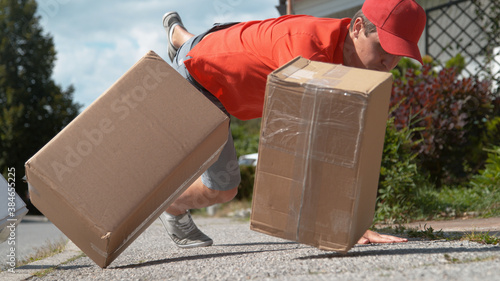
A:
362;0;426;64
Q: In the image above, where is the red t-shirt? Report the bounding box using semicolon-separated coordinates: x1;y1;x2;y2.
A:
184;15;351;120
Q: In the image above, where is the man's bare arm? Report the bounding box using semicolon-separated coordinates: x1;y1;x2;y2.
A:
357;229;408;244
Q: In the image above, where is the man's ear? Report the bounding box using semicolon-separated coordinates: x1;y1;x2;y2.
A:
352;17;364;39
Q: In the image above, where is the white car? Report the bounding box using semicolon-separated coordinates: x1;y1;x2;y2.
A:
238;153;258;166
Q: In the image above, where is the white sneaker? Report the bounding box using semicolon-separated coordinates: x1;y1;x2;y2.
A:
159;211;213;248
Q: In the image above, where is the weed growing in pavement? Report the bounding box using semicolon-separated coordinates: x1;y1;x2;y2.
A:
32;253;86;278
404;224;447;240
443;253;460;263
376;224;500;244
462;231;500;245
25;239;66;263
444;253;499;264
0;237;68;272
375;224;460;241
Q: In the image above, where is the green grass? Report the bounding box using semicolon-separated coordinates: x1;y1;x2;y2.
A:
12;238;86;278
19;238;68;265
417;146;500;220
403;184;500;222
434;185;499;217
0;237;68;272
32;252;86;278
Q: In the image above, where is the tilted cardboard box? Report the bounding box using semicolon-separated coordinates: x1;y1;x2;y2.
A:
250;57;393;254
25;51;229;267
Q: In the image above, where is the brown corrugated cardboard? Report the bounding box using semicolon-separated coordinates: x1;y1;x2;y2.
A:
250;57;393;254
24;51;229;267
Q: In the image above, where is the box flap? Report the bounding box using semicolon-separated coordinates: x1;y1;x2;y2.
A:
269;56;392;97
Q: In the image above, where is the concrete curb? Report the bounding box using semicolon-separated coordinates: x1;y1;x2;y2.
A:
0;240;83;281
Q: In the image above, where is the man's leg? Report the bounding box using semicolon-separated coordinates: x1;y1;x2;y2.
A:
163;12;194;62
171;25;194;50
159;129;241;248
160;181;237;249
160;13;241;248
166;128;241;218
166;178;237;216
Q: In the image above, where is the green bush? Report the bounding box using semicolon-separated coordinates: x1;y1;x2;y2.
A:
230;117;260;158
375;116;428;223
236;165;255;201
390;55;497;186
230;116;260;201
470;146;500;188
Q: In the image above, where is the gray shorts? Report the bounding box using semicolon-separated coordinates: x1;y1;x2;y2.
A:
171;24;241;191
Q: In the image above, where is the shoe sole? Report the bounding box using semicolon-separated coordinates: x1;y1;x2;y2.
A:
168;233;214;248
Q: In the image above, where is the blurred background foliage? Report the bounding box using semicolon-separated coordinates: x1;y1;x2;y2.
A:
2;0;499;222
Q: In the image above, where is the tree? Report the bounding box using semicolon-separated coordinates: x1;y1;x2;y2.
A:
0;0;81;211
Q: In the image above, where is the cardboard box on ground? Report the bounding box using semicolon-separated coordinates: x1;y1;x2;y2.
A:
24;51;229;268
250;57;393;254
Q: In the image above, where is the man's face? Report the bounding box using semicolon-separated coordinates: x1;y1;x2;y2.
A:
348;19;401;72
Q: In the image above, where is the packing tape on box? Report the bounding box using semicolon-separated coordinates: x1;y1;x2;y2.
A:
261;81;367;241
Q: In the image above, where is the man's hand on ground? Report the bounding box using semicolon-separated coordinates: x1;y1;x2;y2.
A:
357;229;408;244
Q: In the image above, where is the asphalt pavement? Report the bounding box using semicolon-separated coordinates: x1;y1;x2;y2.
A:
0;216;499;281
0;216;66;269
